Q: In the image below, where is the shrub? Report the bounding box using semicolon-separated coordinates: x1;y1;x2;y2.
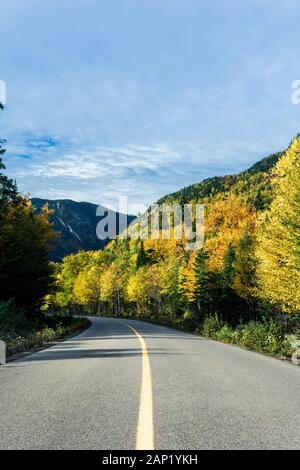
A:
216;324;233;343
230;329;242;344
239;320;293;356
202;314;223;339
200;314;293;358
36;326;56;343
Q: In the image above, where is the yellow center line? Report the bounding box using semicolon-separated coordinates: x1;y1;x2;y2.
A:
117;320;154;450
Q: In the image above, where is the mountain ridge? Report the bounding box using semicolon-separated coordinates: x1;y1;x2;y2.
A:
157;150;284;210
32;198;136;261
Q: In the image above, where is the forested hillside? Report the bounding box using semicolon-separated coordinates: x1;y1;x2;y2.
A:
50;136;300;357
158;151;283;210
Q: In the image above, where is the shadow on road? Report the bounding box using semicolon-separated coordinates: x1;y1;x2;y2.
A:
3;347;203;366
16;347;190;361
3;318;205;366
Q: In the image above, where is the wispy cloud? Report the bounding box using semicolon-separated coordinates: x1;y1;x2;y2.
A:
4;133;275;211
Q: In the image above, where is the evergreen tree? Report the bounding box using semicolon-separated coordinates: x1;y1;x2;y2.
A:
223;244;236;287
194;249;210;319
220;244;245;323
0;140;18;204
136;240;148;268
232;233;258;319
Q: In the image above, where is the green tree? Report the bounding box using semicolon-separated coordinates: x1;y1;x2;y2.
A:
194;249;210;319
232;233;258;318
0;140;18;204
135;240;148;268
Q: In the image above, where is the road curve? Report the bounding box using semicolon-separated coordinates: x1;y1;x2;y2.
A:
0;316;299;450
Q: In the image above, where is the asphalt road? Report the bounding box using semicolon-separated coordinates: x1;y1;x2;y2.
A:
0;317;299;450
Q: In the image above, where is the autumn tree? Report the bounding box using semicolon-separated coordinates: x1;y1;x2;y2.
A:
127;264;162;317
160;256;181;317
179;251;197;304
205;194;256;272
73;265;102;313
55;251;95;309
127;268;150;316
256;137;300;313
100;260;128;315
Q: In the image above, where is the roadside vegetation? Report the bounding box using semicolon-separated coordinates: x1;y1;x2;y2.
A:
201;315;293;357
0;299;91;357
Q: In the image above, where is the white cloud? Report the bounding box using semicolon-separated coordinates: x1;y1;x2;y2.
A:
3;134;278;212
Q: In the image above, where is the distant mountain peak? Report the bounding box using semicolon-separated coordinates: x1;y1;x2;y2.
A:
32;198;136;261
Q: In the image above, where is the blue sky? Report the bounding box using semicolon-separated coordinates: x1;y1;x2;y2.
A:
0;0;300;212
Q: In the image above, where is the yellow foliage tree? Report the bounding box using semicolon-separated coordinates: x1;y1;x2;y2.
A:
256;137;300;312
100;261;128;314
205;193;256;272
127;265;162;316
127;268;149;314
73;265;102;313
179;251;198;303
